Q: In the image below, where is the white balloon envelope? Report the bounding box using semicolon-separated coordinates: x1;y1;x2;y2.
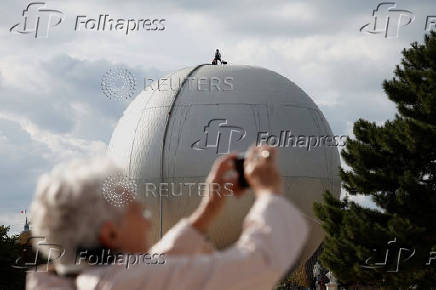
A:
108;64;341;266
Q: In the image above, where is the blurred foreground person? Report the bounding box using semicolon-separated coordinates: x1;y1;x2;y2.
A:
27;145;309;290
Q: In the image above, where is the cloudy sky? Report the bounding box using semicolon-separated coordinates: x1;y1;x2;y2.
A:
1;0;435;233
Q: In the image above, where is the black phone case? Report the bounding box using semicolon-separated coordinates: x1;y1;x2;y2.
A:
234;154;249;189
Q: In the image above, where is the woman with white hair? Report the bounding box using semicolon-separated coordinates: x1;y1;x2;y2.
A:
27;145;309;290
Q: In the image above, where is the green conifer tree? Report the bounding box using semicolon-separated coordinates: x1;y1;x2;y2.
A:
314;31;436;289
0;225;26;289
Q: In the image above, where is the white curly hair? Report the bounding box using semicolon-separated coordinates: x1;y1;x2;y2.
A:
30;156;128;264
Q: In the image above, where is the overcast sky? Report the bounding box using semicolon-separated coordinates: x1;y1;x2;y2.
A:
1;0;435;233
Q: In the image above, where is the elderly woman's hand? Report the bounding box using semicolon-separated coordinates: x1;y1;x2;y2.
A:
189;153;247;234
244;145;284;197
188;145;283;234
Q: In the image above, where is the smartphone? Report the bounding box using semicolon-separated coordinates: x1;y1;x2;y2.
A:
234;152;249;189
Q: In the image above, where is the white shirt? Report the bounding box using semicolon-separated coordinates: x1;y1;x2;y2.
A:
27;194;309;290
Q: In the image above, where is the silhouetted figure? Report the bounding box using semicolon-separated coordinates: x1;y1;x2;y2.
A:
212;49;227;65
214;49;222;64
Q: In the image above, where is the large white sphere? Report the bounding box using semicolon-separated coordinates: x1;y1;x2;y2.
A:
108;65;340;265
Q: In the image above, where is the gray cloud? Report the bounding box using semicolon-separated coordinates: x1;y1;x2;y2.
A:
0;53;166;233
